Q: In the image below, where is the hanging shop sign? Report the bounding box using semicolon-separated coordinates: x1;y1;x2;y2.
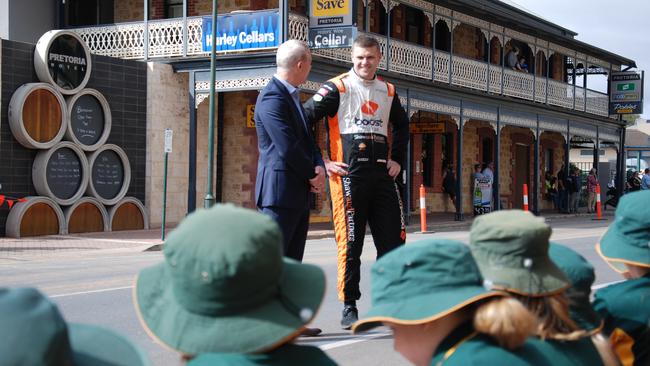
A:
409;122;445;134
308;26;356;49
309;0;354;28
246;104;256;128
202;10;279;52
609;71;644;114
308;0;356;49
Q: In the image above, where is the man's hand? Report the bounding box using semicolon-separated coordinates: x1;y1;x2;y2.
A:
325;160;349;177
387;160;401;178
310;166;326;193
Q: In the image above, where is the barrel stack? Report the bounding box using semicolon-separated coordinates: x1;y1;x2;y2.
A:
5;30;148;238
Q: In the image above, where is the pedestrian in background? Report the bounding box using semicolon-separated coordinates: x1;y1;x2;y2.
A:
594;190;650;366
133;205;335;365
353;239;538;366
0;287;150;366
557;165;568;213
470;210;612;365
641;168;650;190
568;168;582;213
544;171;558;209
587;168;598;213
482;161;494;182
304;35;409;330
505;46;520;71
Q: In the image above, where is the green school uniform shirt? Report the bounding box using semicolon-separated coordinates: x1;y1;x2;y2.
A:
431;322;604;366
187;344;337;366
593;274;650;366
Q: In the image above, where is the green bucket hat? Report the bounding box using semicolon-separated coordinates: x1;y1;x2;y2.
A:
135;204;326;355
597;190;650;272
352;239;503;333
0;287;149;366
469;210;569;296
548;243;602;331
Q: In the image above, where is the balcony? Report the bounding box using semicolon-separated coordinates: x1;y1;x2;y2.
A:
70;12;609;117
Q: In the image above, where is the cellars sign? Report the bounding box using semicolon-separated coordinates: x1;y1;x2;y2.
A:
34;30;92;95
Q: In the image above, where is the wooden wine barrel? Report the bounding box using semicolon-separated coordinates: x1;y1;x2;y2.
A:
34;30;92;95
6;197;66;238
86;144;131;205
8;83;68;149
32;141;90;206
108;197;149;231
64;197;109;234
65;89;112;151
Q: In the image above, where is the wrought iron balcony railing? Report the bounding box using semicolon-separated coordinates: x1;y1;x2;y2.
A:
70;12;609;117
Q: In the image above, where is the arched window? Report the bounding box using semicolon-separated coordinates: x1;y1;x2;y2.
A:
435;20;451;52
405;6;424;45
536;50;547;76
490;37;502;65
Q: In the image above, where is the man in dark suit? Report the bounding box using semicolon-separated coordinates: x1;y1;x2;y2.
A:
255;40;325;263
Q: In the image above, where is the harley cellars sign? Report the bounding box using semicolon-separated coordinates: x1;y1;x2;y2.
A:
34;30;92;95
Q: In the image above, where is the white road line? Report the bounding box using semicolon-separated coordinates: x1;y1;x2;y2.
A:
592;280;625;290
50;286;133;298
48;235;159;246
319;331;391;350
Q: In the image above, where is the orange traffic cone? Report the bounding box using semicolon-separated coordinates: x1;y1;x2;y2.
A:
418;184;433;234
523;183;529;212
419;184;427;233
592;183;607;221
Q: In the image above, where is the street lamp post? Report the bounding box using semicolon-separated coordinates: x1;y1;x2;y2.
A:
204;0;218;208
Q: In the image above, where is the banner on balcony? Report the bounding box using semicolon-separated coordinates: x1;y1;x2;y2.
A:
609;71;644;114
202;10;279;52
309;0;354;28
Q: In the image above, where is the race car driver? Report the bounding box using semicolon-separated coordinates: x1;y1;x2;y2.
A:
303;35;409;330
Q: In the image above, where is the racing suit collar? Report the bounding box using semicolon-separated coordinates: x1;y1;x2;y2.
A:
350;68;376;86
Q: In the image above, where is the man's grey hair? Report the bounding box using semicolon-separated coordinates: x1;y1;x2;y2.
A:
276;40;310;71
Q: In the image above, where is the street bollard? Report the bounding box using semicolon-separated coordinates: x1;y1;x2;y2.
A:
420;184;427;233
523;183;529;212
596;184;602;219
592;183;607;221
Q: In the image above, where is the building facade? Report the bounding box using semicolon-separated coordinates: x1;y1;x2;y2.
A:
0;0;636;232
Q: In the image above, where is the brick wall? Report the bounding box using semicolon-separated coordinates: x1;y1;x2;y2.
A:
150;0;165;19
114;0;144;22
221;91;258;209
146;63;190;227
0;39;147;236
453;24;479;60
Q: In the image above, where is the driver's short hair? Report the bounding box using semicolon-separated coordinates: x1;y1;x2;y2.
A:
352;35;381;53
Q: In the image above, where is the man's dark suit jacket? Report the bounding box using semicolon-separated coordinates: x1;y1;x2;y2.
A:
255;76;323;209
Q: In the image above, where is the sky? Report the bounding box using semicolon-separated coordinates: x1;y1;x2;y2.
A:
504;0;650;120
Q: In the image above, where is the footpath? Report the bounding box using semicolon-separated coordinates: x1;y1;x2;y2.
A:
0;210;614;262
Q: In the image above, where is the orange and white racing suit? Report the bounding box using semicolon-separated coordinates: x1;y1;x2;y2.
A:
304;69;409;302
